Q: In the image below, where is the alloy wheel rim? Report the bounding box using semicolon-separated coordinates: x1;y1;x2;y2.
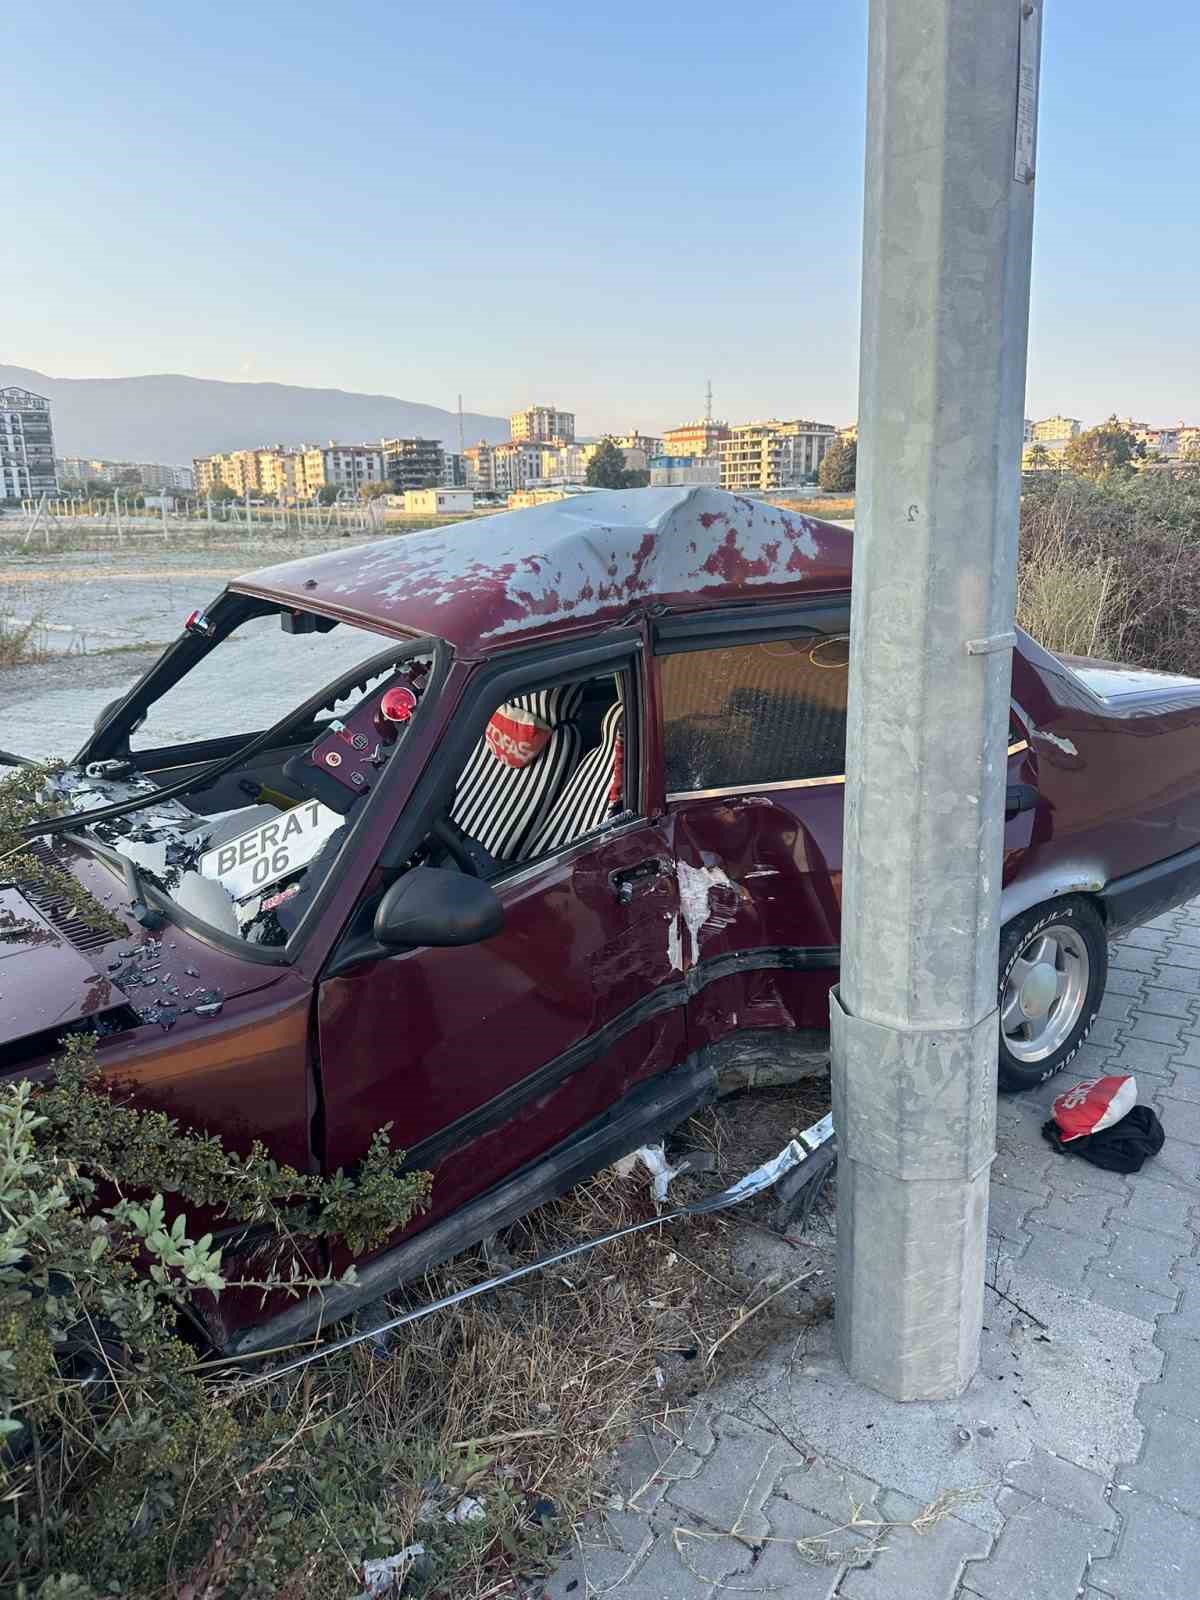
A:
1000;923;1091;1064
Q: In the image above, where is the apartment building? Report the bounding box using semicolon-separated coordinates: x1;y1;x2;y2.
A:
193;449;264;497
719;419;837;491
463;442;495;495
1028;415;1081;450
441;452;466;488
614;431;663;459
382;436;445;493
1;387;57;500
60;458;194;490
491;441;544;494
1120;420;1200;460
510;404;575;445
662;419;729;458
257;449;302;503
464;440;545;495
300;443;386;499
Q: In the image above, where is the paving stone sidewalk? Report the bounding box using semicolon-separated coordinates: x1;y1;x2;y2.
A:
545;904;1200;1600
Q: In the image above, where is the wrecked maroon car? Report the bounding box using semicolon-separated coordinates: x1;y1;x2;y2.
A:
6;485;1200;1353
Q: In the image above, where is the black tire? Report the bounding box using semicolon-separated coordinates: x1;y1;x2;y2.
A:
997;896;1108;1093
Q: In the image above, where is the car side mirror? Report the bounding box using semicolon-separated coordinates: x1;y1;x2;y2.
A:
373;866;503;949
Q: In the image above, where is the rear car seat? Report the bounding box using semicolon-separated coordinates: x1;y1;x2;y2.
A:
527;696;624;857
451;683;584;862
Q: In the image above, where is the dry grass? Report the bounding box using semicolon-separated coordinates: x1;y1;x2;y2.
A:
1017;472;1200;674
0;605;48;666
777;495;855;520
188;1086;834;1598
1016;523;1123;661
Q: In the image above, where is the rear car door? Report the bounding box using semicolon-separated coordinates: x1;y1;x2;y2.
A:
657;606;851;1062
657;605;1038;1065
314;644;687;1242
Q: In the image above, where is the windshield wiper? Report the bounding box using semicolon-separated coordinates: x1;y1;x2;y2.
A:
119;852;166;931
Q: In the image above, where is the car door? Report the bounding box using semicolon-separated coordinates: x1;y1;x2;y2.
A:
657;607;851;1055
657;606;1038;1059
314;647;687;1244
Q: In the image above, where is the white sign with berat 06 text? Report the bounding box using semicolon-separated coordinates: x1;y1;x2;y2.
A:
200;800;343;900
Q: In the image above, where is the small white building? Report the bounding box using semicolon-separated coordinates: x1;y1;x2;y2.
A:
403;487;474;516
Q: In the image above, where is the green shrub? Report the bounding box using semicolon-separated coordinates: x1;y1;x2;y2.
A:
0;1034;430;1596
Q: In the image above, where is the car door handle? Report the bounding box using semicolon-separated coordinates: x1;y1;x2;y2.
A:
610;859;671;904
1006;783;1038;820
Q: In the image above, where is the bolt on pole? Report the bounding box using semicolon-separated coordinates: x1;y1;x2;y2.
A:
833;0;1043;1400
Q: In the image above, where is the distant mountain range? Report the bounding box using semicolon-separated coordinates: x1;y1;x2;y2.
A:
0;364;510;465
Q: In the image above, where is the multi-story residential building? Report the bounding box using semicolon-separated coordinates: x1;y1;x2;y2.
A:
60;458;194;491
491;441;544;494
719;419;837;491
531;443;587;482
1028;415;1081;449
382;437;445;493
255;449;302;503
464;442;496;495
1120;420;1200;461
193;449;264;498
649;454;722;488
441;452;466;488
300;443;386;499
136;461;194;492
1;387;57;500
510;404;575;445
662;419;729;458
464;440;546;495
614;431;663;460
57;457;111;484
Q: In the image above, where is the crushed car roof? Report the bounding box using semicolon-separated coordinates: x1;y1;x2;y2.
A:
233;486;854;657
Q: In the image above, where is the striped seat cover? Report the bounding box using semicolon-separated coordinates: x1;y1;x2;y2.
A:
528;698;624;857
451;684;584;863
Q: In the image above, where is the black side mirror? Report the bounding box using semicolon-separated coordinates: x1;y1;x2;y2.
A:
374;866;503;949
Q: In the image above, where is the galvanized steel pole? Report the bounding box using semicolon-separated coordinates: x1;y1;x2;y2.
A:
833;0;1043;1399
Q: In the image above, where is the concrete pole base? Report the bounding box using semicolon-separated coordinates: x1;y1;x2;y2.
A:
831;987;998;1400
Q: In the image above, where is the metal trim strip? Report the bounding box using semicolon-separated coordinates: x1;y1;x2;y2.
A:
667;741;1030;804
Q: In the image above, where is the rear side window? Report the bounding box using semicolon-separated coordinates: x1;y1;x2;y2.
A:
662;636;849;796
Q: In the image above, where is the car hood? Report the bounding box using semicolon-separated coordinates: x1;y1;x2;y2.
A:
0;840;286;1068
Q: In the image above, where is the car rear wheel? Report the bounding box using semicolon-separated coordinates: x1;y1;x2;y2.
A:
997;897;1108;1093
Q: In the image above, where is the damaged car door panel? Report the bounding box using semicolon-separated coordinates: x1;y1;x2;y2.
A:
8;486;1200;1354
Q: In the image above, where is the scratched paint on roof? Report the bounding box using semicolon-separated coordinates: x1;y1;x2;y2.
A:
234;487;851;657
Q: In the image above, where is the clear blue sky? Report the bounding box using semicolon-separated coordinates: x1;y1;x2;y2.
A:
9;0;1198;434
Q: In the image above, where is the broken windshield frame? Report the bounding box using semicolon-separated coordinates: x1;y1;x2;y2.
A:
45;610;452;963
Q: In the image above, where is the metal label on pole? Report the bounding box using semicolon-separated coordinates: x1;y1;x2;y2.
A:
1014;2;1042;183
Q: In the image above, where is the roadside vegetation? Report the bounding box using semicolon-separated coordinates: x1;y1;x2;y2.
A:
0;1012;826;1599
0;606;47;668
1017;468;1200;674
1;754;830;1599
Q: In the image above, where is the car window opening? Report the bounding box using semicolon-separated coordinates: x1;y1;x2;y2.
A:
54;605;435;949
662;636;850;797
417;669;629;881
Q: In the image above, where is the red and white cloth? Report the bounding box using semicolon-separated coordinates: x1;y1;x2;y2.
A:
1050;1074;1138;1142
484;702;552;769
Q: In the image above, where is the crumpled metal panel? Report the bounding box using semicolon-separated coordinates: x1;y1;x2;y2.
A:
233;487;853;657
